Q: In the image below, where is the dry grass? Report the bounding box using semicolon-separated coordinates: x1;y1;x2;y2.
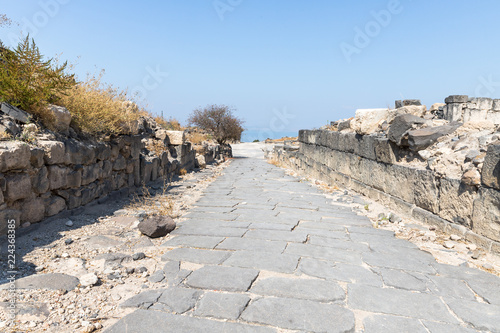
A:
155;116;184;131
127;181;175;217
268;158;283;167
146;139;168;156
58;71;146;136
187;132;208;145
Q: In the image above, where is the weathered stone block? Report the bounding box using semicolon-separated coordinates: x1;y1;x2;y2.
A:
388;114;429;146
407;124;461;151
5;173;31;201
32;166;50;194
0;141;30;172
65;140;96;165
82;163;101;186
402;99;421;106
443;103;464;122
481;143;500;190
0;102;30;123
48;165;69;190
486;111;500;125
438;177;477;228
444;95;468;103
468;97;493;110
67;170;82;188
374;138;398;164
47;104;71;134
95;142;111;161
101;160;113;179
45;196;66;216
20;198;45;223
166;131;186;145
493;99;500;111
30;147;45;168
472;187;500;242
463;108;488;123
351;108;389;135
414;169;440;213
113;155;127;171
383;165;415;203
39;140;65;165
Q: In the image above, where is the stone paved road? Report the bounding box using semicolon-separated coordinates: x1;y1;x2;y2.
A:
106;143;500;333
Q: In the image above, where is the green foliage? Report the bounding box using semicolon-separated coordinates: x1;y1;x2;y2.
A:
188;104;244;144
0;36;75;123
253;139;260;142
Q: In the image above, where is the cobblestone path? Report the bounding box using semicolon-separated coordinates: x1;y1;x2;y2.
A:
106;144;500;333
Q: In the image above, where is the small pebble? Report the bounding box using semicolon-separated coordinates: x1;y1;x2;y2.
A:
21;222;31;228
467;244;477;251
65;238;74;245
126;267;135;274
443;241;455;249
65;220;74;227
471;251;481;260
135;266;147;273
429;226;436;231
61;253;70;258
450;235;461;241
35;266;44;272
132;252;146;261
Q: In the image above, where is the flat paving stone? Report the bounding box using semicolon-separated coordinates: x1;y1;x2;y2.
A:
5;273;80;292
375;268;428;292
445;298;500;332
161;248;231;265
250;277;345;302
422;321;482;333
161;235;225;249
247;222;295;231
216;237;287;253
153;287;202;313
105;309;276;333
363;314;428;333
194;292;250;320
285;243;363;265
307;235;370;252
120;289;164;309
244;229;307;242
171;225;247;237
298;258;383;286
241;297;355;332
362;252;436;274
348;284;458;323
223;250;300;273
185;265;259;292
298;220;346;231
428;275;476;300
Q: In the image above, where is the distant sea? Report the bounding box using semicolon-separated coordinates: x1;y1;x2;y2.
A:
241;130;299;143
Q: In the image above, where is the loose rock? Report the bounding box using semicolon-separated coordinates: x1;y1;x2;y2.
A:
138;215;176;238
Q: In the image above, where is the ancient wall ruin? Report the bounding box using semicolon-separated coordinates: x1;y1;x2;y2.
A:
268;96;500;254
0;104;231;234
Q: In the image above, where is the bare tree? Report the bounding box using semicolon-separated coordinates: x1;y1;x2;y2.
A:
188;104;244;144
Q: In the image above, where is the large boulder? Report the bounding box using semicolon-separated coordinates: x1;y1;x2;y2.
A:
138;216;176;238
47;104;72;135
350;109;389;135
407;123;462;151
387;114;430;146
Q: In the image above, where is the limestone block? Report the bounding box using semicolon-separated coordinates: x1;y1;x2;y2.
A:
493;99;500;111
438;177;477;228
443;103;464;122
413;169;440;213
39;140;65;165
166;131;186;145
472;187;500;242
32;166;50;194
20;198;45;223
0;141;30;172
351;108;389;135
45;196;66;217
463;108;488;123
467;97;493;110
48;165;69;190
481;143;500;189
486;111;500;125
47;104;72;134
5;173;31;201
388;105;427;122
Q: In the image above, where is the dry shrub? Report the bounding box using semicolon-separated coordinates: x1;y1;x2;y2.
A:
155;116;184;131
179;168;187;176
146;139;168;156
187;132;208;145
128;181;175;217
58;71;146;135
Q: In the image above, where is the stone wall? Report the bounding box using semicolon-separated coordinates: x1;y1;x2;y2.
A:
443;96;500;124
268;130;500;254
0;132;230;234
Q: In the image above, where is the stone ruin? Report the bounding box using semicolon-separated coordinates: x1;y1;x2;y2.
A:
268;95;500;254
0;102;231;234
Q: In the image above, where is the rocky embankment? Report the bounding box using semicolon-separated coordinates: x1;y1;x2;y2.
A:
268;95;500;254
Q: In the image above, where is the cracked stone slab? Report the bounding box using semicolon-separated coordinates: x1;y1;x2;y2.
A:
297;228;350;240
161;235;225;249
185;265;259;292
2;273;80;292
422;321;482;333
285;243;362;265
171;225;247;237
363;314;428;333
161;248;231;265
362;252;436;274
240;297;355;332
297;220;346;231
104;309;277;333
194;292;250;320
374;268;428;292
152;287;203;314
247;222;295;231
223;250;300;274
298;258;383;286
216;237;287;253
427;275;476;300
444;298;500;332
119;289;165;309
250;277;345;302
348;284;458;323
466;279;500;305
307;235;370;252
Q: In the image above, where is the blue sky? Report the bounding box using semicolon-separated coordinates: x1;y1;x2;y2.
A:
1;0;500;140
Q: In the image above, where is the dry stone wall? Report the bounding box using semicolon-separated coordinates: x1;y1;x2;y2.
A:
0;131;230;235
268;129;500;254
